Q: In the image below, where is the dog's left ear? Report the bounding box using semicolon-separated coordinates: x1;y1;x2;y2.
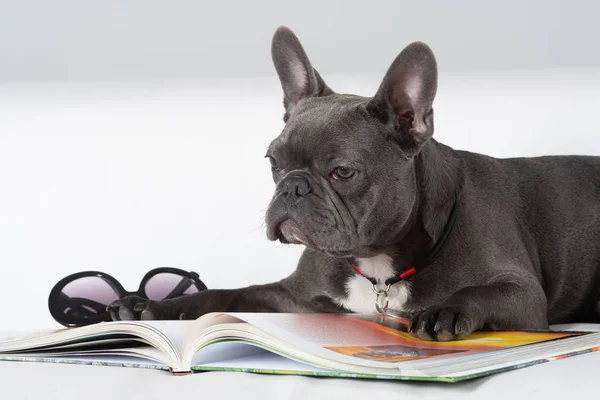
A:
271;26;334;122
368;42;438;155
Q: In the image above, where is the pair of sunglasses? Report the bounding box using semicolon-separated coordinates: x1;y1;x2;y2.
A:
49;267;208;327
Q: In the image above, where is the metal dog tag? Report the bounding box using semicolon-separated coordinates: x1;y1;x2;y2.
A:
371;283;391;314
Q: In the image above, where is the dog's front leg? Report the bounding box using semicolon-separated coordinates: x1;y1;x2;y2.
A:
409;277;549;341
108;280;341;321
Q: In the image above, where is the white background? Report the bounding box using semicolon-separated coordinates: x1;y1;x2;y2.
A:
1;1;599;331
2;70;599;329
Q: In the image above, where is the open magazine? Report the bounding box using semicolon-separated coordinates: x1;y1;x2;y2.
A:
1;313;599;382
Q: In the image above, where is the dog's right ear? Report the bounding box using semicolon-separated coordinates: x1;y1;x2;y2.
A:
367;42;438;155
271;26;334;122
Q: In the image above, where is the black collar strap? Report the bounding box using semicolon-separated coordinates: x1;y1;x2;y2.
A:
351;192;461;287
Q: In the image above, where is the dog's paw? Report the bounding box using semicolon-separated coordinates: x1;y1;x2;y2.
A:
408;305;480;341
107;296;160;321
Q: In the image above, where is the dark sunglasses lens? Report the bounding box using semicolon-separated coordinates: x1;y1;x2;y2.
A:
144;272;200;301
56;277;120;325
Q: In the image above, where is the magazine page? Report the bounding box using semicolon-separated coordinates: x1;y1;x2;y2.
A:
225;313;579;370
191;341;340;375
0;320;195;370
0;328;71;350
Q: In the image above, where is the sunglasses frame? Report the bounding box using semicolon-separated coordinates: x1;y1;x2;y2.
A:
49;267;208;327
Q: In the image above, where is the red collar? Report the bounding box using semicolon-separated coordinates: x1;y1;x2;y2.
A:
351;263;416;287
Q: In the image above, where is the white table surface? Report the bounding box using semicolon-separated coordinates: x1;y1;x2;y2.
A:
1;341;598;400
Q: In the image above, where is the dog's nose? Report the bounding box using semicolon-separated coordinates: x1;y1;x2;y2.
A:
282;175;312;202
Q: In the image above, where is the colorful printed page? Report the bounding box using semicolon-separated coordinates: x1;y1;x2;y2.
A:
227;313;579;368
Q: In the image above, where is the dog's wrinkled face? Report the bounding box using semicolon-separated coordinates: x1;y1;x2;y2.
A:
265;95;416;258
265;27;438;258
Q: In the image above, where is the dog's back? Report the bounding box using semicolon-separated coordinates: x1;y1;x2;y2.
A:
460;151;600;322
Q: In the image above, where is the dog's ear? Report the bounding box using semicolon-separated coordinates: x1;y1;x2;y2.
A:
368;42;438;155
271;26;333;122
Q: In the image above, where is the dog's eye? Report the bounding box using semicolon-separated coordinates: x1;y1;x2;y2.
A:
331;167;356;181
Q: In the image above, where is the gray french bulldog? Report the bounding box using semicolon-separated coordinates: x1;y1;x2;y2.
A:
108;26;600;341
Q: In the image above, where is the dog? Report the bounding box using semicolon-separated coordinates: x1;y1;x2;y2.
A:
108;26;600;341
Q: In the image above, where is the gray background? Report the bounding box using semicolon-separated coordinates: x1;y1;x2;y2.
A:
1;0;599;83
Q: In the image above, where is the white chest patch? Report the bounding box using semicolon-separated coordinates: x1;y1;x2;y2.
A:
335;254;411;313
